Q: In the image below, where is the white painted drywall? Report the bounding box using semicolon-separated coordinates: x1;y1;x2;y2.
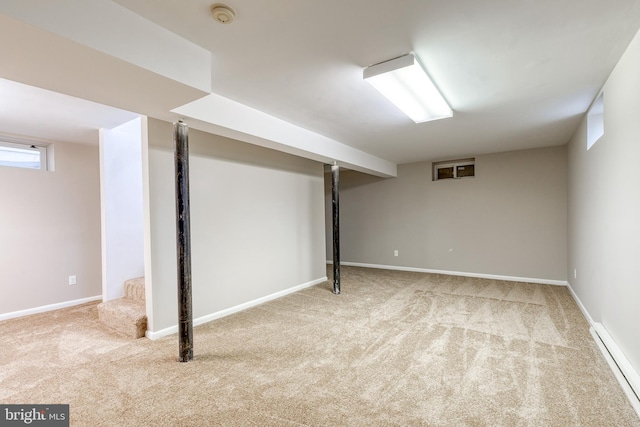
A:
0;138;101;315
99;117;144;302
0;0;211;93
327;146;567;281
567;28;640;375
0;13;208;131
145;119;326;333
172;93;397;178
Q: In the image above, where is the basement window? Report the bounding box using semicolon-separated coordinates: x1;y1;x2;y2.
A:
0;139;49;171
587;93;604;150
433;158;475;181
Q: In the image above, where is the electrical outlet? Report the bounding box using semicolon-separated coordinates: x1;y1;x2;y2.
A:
394;250;398;257
68;275;77;286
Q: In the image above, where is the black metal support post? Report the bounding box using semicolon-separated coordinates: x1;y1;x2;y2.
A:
174;121;193;362
332;163;341;294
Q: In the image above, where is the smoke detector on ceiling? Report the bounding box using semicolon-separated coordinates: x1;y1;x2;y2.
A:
211;4;236;24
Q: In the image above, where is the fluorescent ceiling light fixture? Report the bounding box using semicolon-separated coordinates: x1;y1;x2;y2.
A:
363;53;452;123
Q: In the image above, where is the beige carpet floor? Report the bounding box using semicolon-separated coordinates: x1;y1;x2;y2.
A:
1;266;638;426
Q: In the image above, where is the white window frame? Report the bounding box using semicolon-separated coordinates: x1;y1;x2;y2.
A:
0;139;49;171
433;158;475;181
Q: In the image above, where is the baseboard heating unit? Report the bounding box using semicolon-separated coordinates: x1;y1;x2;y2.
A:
590;323;640;417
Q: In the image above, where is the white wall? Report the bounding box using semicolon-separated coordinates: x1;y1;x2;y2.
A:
567;28;640;375
327;146;567;282
145;119;326;335
100;118;144;301
0;138;101;316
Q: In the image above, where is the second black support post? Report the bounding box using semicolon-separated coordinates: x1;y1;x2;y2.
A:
332;163;340;294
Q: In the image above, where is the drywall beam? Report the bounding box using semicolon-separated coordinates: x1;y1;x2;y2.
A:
0;14;207;124
0;0;211;93
171;93;397;178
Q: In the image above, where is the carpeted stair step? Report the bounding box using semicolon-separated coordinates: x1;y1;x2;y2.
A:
97;298;147;339
125;277;145;301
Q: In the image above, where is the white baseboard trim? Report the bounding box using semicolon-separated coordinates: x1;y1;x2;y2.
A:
327;261;568;286
566;281;640;417
146;276;328;340
0;295;102;322
565;281;595;324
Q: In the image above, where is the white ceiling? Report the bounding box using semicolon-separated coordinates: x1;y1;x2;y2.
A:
113;0;640;163
2;0;640;164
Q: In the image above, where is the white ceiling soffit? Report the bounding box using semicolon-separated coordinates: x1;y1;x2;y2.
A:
0;13;208;125
0;78;139;145
0;0;211;93
172;94;397;177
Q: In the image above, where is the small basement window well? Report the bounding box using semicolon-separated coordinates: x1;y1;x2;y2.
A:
433;158;475;181
0;138;49;171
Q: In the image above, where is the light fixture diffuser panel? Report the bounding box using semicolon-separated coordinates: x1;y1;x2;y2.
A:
364;54;452;123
